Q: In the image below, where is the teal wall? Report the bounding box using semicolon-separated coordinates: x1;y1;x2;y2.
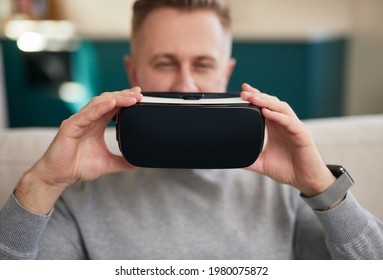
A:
1;37;347;127
231;40;347;119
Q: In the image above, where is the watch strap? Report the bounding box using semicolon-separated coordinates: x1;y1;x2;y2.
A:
301;165;354;210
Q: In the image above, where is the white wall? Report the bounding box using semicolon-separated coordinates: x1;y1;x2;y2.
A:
0;44;7;128
346;0;383;115
228;0;351;40
60;0;134;38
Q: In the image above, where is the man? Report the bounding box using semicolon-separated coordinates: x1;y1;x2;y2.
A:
0;0;382;259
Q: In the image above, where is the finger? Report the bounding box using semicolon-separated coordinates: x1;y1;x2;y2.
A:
61;96;139;140
61;88;142;139
241;83;262;100
59;100;115;138
240;84;298;119
100;87;142;98
242;83;261;94
241;83;278;98
252;96;297;118
262;108;302;136
99;87;141;95
241;84;281;104
78;87;141;113
78;89;142;122
76;96;139;129
84;88;142;112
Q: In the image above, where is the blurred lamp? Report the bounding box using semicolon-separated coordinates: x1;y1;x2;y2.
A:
17;32;47;52
4;20;76;52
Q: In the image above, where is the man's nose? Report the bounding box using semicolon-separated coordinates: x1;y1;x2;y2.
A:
170;68;198;92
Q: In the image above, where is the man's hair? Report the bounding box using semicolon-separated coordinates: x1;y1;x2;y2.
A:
131;0;231;52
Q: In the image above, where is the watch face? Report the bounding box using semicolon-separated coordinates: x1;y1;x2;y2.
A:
327;165;353;182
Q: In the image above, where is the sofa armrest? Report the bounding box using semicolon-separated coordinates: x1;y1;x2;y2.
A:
304;114;383;221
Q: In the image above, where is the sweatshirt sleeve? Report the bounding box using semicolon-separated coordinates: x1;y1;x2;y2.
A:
314;192;383;259
0;194;52;260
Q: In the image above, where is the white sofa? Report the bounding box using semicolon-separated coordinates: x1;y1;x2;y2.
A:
1;114;383;221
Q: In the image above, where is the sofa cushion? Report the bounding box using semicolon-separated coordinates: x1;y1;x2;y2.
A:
1;115;383;221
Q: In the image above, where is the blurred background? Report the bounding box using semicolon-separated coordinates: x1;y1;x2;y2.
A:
0;0;382;127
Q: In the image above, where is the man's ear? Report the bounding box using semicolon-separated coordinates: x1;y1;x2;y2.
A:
226;58;236;83
124;56;138;87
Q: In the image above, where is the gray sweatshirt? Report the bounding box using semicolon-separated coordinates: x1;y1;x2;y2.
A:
1;169;382;259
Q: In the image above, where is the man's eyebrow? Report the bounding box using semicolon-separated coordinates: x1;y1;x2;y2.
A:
149;54;176;63
194;56;217;62
149;54;218;63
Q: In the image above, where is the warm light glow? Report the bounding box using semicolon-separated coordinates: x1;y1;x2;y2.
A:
59;82;87;103
4;20;77;52
4;20;76;40
16;32;47;52
4;20;36;39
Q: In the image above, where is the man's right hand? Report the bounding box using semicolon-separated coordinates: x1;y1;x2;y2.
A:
14;88;143;215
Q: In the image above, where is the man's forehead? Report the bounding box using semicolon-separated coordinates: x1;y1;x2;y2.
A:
134;8;230;58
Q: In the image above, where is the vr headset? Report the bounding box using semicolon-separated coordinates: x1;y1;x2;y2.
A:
116;92;265;169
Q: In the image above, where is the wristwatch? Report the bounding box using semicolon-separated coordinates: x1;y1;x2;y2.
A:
301;165;354;211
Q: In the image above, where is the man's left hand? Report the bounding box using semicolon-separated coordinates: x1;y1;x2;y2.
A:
241;83;335;197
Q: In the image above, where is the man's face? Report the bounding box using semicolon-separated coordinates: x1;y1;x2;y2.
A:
125;8;235;92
